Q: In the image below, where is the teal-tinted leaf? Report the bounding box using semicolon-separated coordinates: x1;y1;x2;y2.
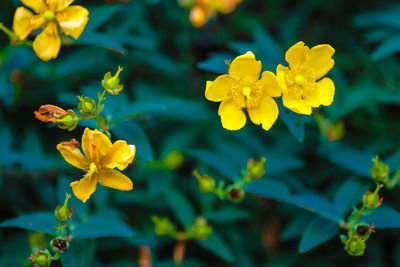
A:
164;188;196;227
252;27;283;71
0;212;58;235
85;4;123;31
286;194;343;223
72;218;134;238
281;213;313;241
246;178;290;201
196;231;234;263
318;143;372;177
61;239;96;267
299;217;340;253
277;99;305;142
197;52;234;74
110;102;167;127
111;120;153;162
353;6;400;30
76;32;126;54
266;152;304;175
204;206;251;223
372;34;400;60
333;180;369;215
361;207;400;228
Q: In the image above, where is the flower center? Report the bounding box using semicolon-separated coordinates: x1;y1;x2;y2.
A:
295;74;305;85
43;10;55;21
242;86;251;98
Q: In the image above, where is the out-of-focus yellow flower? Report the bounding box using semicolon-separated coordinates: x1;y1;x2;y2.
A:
13;0;89;61
57;128;135;203
277;41;335;115
205;51;282;131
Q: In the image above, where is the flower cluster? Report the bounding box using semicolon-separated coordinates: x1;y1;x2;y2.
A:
205;42;335;131
13;0;89;61
178;0;242;28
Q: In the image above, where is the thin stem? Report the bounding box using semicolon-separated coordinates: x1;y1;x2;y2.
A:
387;169;400;189
94;89;107;116
0;22;15;39
58;221;63;237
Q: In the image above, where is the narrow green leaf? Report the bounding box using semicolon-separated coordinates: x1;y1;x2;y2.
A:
164;188;196;227
196;231;234;263
0;212;58;235
277;99;305;142
333;179;369;216
361;207;400;228
72;218;134;239
197;53;234;74
246;178;291;201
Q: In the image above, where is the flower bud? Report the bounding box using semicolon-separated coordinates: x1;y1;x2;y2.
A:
50;237;70;254
370;156;389;183
102;66;124;95
226;185;245;203
193;170;215;193
162;150;184;171
178;0;196;9
151;216;176;236
55;193;74;222
34;105;68;123
353;223;375;241
78;96;97;116
189;6;208;28
30;250;52;267
190;217;212;240
247;157;266;179
362;184;383;209
345;236;366;256
55;110;79;131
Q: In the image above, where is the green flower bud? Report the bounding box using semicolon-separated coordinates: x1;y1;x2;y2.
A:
246;157;267;179
55;193;74;222
162;150;184;171
78;96;97;116
152;216;176;236
226;184;245;203
56;110;79;131
362;184;383;209
370;156;389;183
353;223;375;241
193;170;215;193
189;217;212;240
50;237;70;254
102;66;124;95
30;250;52;267
345;236;366;256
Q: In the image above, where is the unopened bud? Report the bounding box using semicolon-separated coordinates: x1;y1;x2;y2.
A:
55;193;74;222
78;96;97;116
50;237;69;254
30;250;52;267
102;66;124;95
370;156;389;183
189;6;208;28
247;157;266;179
193;170;215;193
55;110;79;131
226;185;245;203
190;217;212;240
152;216;176;236
162;150;184;171
345;236;366;256
362;184;383;209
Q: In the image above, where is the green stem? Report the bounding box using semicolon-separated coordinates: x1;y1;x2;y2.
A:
347;205;366;236
0;23;16;39
387;169;400;189
58;221;63;237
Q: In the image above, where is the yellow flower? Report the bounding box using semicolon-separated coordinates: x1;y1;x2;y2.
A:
13;0;89;61
57;128;135;203
277;41;335;115
205;51;282;131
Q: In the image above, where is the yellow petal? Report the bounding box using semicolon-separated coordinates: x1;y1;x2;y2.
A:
21;0;47;14
82;128;112;164
205;75;234;102
13;7;45;40
248;97;279;131
101;141;136;171
57;139;91;170
97;168;133;191
285;41;309;69
55;0;74;11
282;91;312;115
218;99;246;130
257;71;282;97
32;21;60;61
228;51;261;81
70;173;98;203
307;77;335;107
303;44;335;80
56;5;89;39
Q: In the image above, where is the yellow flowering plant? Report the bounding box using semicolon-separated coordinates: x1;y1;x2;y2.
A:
11;0;89;61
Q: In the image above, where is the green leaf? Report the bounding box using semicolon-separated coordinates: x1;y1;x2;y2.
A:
111;120;153;162
333;180;369;216
372;34;400;60
61;239;96;267
71;218;134;239
245;178;291;201
196;231;234;263
299;217;340;253
361;207;400;228
110;102;168;127
197;52;234;74
0;212;58;235
164;188;196;227
277;99;305;142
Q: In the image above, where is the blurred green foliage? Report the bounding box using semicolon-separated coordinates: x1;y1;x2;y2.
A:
2;0;400;266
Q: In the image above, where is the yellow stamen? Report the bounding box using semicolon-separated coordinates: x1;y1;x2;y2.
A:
43;10;55;21
242;86;251;98
295;75;305;85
